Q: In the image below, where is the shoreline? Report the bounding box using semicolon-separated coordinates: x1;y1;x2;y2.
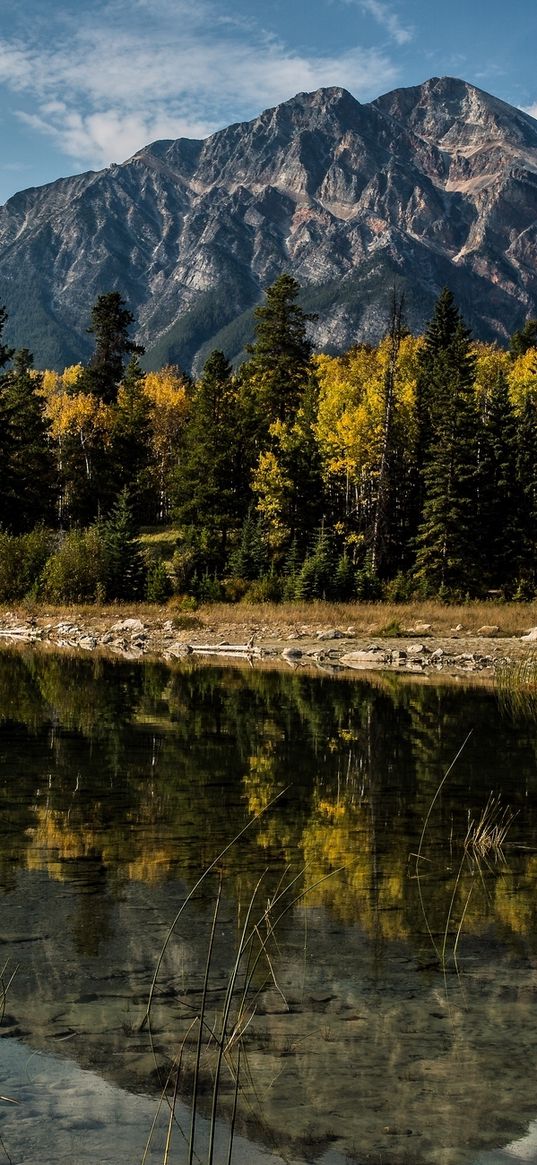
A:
0;607;536;681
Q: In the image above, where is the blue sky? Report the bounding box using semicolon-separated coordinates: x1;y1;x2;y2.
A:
0;0;536;205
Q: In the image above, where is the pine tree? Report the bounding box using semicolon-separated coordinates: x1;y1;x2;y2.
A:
102;489;146;600
0;306;13;371
415;288;473;471
516;392;537;592
413;345;480;596
228;507;268;580
242;273;316;427
370;290;406;577
78;292;144;405
112;356;153;521
477;367;521;590
252;376;325;561
173;351;243;569
0;348;56;532
510;319;537;359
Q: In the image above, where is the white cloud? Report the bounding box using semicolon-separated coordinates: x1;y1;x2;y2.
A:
521;102;537;120
0;0;400;170
338;0;413;46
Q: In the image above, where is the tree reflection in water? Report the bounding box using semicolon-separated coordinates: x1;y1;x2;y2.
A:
0;648;536;1162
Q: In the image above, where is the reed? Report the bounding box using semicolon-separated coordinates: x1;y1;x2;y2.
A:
141;805;343;1165
464;793;516;859
496;653;537;718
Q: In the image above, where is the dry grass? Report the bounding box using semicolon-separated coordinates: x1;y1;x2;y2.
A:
191;598;537;638
464;793;516;859
2;597;537;640
496;653;537;718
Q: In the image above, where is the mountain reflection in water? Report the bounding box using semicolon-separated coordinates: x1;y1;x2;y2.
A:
0;647;536;1165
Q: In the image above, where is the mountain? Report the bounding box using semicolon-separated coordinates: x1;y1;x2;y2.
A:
2;75;537;370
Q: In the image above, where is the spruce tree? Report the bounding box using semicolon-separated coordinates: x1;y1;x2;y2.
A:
173;351;243;570
516;392;537;592
413;343;480;596
370;290;406;577
112;356;153;521
415;288;473;470
102;489;146;600
79;292;144;405
477;368;521;590
243;273;316;427
510;319;537;359
0;348;56;532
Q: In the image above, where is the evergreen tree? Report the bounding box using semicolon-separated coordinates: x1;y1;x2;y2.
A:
78;292;144;405
413;344;480;596
415;288;473;469
370;290;407;577
477;368;521;590
102;489;146;600
228;507;268;580
0;306;13;371
173;351;243;568
252;376;325;562
516;392;537;592
0;348;56;532
295;524;334;600
510;319;537;359
112;356;154;521
242;273;316;429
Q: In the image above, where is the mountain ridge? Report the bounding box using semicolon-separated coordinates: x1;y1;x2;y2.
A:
1;75;536;370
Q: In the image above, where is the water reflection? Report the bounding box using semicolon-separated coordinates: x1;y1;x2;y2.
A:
0;649;536;1163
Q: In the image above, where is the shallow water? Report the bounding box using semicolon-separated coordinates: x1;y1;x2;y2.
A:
0;649;536;1164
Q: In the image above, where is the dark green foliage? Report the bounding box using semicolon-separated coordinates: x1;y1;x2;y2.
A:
173;350;244;565
244;273;317;425
333;553;356;601
355;563;383;600
0;306;14;371
41;527;108;603
145;558;172;603
370;291;410;577
243;573;283;603
414;345;480;597
78;292;144;405
510;319;537;359
477;369;522;590
0;348;56;532
112;356;154;521
0;527;54;600
415;288;474;470
295;525;334;600
516;393;537;594
101;489;146;601
228;508;269;581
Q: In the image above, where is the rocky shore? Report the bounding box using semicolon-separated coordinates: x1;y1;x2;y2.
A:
0;610;536;679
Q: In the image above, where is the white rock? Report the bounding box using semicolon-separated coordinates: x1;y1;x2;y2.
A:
110;618;145;633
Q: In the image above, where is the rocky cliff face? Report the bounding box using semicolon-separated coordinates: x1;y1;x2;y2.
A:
1;76;537;369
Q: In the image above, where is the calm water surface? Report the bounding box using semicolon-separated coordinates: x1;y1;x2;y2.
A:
0;649;536;1165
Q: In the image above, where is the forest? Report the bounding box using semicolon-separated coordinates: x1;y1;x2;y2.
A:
0;276;535;605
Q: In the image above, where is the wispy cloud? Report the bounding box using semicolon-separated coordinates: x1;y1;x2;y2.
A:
521;102;537;120
0;0;400;170
337;0;413;46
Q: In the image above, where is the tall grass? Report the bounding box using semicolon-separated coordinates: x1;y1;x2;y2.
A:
414;735;516;975
496;653;537;718
140;801;343;1165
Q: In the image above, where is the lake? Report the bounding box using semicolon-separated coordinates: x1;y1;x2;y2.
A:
0;648;536;1165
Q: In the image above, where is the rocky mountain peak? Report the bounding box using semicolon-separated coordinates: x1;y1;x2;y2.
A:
1;76;537;370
